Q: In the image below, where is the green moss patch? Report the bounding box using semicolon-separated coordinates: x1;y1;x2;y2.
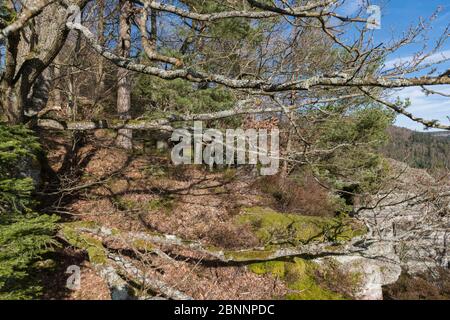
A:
249;258;345;300
115;197;140;211
147;196;175;213
61;224;107;265
131;239;154;251
236;207;366;246
143;164;169;177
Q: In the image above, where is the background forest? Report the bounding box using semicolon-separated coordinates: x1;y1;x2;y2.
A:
382;126;450;170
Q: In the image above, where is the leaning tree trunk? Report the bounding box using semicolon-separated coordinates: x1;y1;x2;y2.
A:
1;0;88;125
96;0;106;95
115;0;133;150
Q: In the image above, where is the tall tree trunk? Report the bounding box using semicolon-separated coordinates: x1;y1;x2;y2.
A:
96;0;106;94
115;0;133;150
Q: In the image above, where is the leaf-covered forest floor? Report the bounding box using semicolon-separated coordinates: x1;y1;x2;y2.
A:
31;129;450;300
36;130;294;300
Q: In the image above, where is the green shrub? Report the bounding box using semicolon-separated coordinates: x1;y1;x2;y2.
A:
0;125;58;299
255;174;339;217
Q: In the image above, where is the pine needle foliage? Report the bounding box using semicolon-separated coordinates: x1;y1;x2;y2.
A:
0;125;58;300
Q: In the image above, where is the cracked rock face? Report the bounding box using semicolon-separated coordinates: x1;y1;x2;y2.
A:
97;266;131;300
350;192;449;299
358;191;449;274
315;242;402;300
345;160;450;299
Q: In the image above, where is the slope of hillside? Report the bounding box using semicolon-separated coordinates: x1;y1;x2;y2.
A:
381;126;450;170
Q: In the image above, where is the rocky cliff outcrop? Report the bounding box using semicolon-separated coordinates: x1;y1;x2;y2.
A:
340;159;450;298
358;160;449;273
310;160;449;300
314;241;402;300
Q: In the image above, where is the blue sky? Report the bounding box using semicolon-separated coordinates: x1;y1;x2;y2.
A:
342;0;450;131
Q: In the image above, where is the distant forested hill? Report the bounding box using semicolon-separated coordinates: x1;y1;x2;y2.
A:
381;126;450;170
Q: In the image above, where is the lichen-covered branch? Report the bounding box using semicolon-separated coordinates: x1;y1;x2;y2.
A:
58;223;193;300
66;15;450;93
359;87;450;130
108;253;193;300
36;94;361;131
133;0;359;22
64;222;367;263
36;118;175;131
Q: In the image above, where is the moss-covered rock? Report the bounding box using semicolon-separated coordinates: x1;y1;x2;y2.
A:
240;207;366;299
60;224;108;265
236;207;366;246
131;239;154;251
249;258;345;300
249;260;286;277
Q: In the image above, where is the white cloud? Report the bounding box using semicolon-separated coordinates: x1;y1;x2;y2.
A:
384;50;450;70
391;86;450;131
383;51;450;130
